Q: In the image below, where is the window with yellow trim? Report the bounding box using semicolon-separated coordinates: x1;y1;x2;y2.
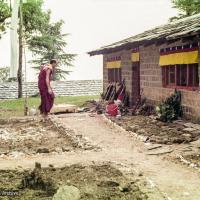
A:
108;68;121;83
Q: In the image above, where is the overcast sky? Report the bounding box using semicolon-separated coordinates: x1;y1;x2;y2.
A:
0;0;178;81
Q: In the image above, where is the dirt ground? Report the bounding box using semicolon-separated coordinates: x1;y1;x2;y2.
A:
0;113;200;199
110;115;200;144
0;118;98;158
0;163;150;200
109;115;200;169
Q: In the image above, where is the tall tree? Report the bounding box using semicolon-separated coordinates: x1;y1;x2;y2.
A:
3;0;74;97
22;0;50;37
0;0;10;38
16;0;50;98
171;0;200;21
28;20;76;80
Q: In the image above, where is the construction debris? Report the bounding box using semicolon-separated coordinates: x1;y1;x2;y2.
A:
80;80;130;117
111;115;200;145
51;104;78;114
147;147;173;155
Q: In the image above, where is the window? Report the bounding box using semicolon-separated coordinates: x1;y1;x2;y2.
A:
168;66;175;85
162;64;199;89
108;68;121;83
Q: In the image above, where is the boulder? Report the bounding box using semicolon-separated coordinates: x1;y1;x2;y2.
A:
53;185;81;200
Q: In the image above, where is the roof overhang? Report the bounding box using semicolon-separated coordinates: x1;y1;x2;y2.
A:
88;13;200;56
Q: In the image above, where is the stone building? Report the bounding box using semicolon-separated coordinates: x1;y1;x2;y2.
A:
89;13;200;119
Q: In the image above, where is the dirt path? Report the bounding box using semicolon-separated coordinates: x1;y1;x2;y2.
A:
0;113;200;200
57;113;200;200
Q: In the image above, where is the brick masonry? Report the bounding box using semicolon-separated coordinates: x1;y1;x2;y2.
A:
0;80;103;99
102;40;200;119
139;41;200;119
103;49;137;105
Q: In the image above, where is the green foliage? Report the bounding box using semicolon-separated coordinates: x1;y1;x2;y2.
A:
21;0;76;80
0;67;9;82
0;0;10;38
0;0;75;81
22;0;50;37
171;0;200;21
156;90;182;122
28;20;76;80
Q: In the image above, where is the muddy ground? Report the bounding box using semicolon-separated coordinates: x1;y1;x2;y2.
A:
0;163;148;200
110;115;200;144
0;118;97;158
0;113;200;199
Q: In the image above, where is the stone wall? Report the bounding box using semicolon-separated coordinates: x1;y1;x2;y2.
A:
0;80;103;99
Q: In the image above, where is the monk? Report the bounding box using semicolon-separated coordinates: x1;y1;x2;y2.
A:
38;59;57;120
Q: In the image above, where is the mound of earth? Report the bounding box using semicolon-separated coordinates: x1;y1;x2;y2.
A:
110;115;200;145
0;163;148;200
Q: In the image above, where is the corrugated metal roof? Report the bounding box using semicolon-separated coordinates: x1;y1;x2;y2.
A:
88;13;200;56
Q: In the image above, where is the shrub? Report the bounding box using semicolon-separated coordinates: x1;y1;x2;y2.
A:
156;90;182;122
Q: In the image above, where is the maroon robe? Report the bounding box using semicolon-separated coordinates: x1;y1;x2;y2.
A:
38;65;55;114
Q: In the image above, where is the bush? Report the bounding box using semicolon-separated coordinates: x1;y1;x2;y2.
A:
156;90;182;122
0;67;9;82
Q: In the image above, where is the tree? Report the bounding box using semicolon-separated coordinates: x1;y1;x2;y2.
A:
0;0;10;38
28;20;76;80
171;0;200;21
15;0;50;98
22;0;50;37
4;0;74;97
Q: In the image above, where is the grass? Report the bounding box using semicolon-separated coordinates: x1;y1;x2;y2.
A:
0;95;99;118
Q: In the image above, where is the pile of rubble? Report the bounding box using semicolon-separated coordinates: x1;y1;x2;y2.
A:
111;115;200;145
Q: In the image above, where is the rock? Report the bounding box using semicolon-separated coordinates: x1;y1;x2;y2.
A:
29;107;37;116
137;129;147;135
182;133;192;138
119;183;132;192
184;123;194;128
190;139;200;148
161;126;170;131
62;147;71;152
77;107;90;112
147;147;173;155
182;134;192;142
98;180;120;187
174;120;184;125
53;185;81;200
54;147;62;153
138;171;143;176
9;151;24;158
184;123;200;130
171;138;184;144
36;148;50;154
49;164;54;168
183;128;196;132
147;144;162;150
